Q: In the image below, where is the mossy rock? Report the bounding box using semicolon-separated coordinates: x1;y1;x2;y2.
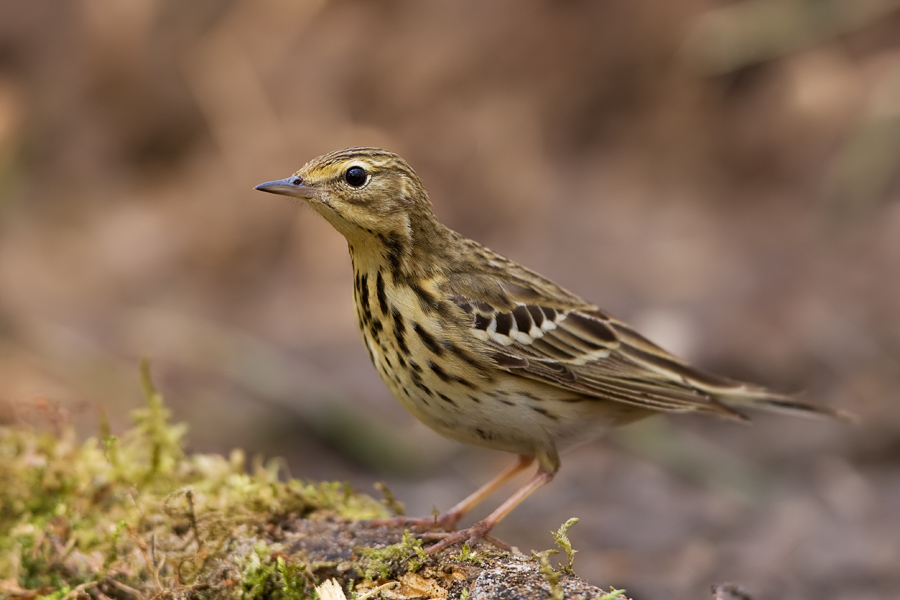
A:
0;364;628;600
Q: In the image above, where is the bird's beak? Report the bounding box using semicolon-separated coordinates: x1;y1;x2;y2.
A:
254;177;322;200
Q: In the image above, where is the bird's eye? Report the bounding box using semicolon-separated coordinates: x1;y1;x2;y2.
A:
344;166;368;187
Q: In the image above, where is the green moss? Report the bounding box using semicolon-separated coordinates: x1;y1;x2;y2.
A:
237;548;316;600
533;518;623;600
532;548;564;600
595;587;629;600
356;530;426;581
551;517;579;575
454;543;484;566
372;481;405;517
0;363;388;599
0;365;625;599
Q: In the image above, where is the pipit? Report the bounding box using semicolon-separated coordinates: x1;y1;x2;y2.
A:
255;147;849;554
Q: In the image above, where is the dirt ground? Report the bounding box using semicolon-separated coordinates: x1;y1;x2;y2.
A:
1;2;898;598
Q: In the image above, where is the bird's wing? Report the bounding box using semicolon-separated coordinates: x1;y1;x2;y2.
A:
447;271;842;421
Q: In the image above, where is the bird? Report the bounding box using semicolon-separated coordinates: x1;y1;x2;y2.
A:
254;147;850;554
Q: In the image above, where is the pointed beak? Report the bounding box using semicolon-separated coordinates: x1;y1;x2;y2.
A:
254;177;321;200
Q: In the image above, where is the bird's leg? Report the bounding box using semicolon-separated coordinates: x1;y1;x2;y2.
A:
369;455;535;531
425;452;559;555
435;455;535;530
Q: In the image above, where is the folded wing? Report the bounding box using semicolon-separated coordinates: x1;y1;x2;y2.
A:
448;275;848;422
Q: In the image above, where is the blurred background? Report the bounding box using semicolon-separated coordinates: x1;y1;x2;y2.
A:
1;1;899;598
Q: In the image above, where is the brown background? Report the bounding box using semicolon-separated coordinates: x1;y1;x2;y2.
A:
1;1;899;598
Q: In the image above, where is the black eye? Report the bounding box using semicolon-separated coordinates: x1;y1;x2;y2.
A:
344;166;367;187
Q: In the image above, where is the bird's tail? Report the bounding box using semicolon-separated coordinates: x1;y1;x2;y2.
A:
715;384;857;423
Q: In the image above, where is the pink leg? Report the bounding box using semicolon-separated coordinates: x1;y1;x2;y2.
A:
370;455;535;531
438;455;535;530
425;464;556;555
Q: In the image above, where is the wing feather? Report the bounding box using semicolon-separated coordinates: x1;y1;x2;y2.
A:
442;254;848;421
447;274;841;420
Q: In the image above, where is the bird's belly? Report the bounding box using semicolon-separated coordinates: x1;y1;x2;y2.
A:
397;370;629;454
366;333;629;455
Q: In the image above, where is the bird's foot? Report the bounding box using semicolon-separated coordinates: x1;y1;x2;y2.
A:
422;519;509;555
367;511;461;533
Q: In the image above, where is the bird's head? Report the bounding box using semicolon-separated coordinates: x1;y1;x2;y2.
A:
255;147;431;242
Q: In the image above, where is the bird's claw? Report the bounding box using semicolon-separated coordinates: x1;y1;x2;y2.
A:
368;512;461;532
423;521;509;555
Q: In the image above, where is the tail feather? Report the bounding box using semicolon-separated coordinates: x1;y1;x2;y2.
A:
716;385;857;423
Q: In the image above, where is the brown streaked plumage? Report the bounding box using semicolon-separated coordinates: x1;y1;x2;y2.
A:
255;147;851;554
